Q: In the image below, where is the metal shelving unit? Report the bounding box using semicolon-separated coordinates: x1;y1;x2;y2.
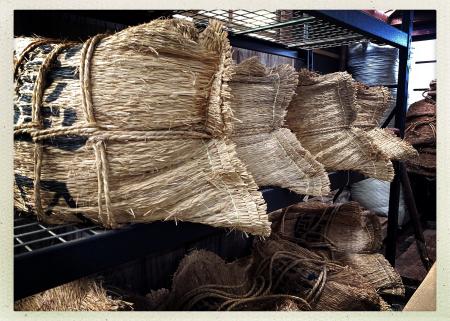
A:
13;9;413;300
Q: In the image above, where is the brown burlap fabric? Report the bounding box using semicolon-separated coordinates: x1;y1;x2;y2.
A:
14;20;270;236
230;57;330;196
14;278;131;311
286;69;394;181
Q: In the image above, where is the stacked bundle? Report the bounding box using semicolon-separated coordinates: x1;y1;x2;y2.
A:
14;19;270;236
405;80;436;177
270;201;405;298
286;70;394;181
15;278;131;311
230;57;330;196
158;235;386;311
354;82;418;161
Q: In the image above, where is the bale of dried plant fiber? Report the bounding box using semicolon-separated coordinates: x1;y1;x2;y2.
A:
353;83;418;161
166;249;308;311
365;128;418;161
230;57;330;196
286;69;394;181
14;278;131;311
270;201;382;254
14;20;271;235
334;252;405;297
251;235;383;311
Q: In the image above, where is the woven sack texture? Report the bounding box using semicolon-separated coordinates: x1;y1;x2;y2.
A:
14;19;270;236
335;252;405;296
251;236;383;311
14;278;131;311
230;57;330;196
269;201;404;296
270;201;383;254
286;69;394;181
166;249;307;311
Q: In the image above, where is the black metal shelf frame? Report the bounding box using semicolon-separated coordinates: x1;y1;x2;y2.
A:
13;9;413;299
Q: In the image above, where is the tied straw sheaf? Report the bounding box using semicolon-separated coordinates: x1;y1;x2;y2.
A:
14;19;271;235
230;57;330;196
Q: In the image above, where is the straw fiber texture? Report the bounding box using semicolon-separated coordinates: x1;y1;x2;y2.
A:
270;201;382;254
335;252;405;296
353;83;417;161
14;278;131;311
230;58;330;196
269;201;404;297
286;69;394;181
14;19;270;236
164;236;383;311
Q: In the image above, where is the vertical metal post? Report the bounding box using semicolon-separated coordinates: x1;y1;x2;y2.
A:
385;10;414;266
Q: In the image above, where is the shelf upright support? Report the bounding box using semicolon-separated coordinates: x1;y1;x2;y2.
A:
385;10;414;266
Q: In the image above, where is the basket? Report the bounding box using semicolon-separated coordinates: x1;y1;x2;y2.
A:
230;58;330;196
286;69;394;181
14;19;270;236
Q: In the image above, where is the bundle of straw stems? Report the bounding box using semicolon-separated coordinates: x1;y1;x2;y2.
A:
286;69;394;181
354;82;418;161
14;19;270;236
163;236;383;311
14;278;131;311
269;201;404;298
230;57;330;196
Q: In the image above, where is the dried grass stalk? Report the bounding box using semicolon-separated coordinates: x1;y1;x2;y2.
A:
286;69;394;181
335;252;405;296
353;83;391;129
230;58;330;196
366;128;418;161
353;83;418;161
251;236;383;311
270;201;383;254
14;278;131;311
14;19;270;236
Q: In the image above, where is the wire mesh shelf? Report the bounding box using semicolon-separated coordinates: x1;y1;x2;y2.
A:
14;214;104;255
174;10;369;50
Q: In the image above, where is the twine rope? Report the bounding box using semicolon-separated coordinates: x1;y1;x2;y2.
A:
78;33;118;228
31;43;73;219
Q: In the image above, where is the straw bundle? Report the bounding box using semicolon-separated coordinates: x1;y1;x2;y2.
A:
14;19;271;236
405;114;436;146
251;236;383;311
167;250;308;311
270;201;382;254
165;236;383;311
286;69;394;181
334;253;405;296
14;278;131;311
230;57;330;196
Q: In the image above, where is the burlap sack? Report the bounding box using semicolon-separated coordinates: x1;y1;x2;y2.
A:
286;69;394;181
407;147;436;177
14;20;270;235
230;58;330;196
14;278;131;311
405;115;436;146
